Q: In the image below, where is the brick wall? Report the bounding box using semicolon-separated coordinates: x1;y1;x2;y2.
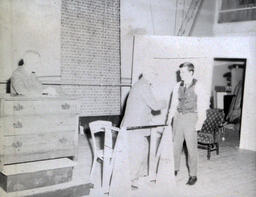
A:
61;0;120;116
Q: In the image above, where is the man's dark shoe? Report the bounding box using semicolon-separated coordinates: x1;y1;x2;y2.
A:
174;170;178;176
186;176;197;185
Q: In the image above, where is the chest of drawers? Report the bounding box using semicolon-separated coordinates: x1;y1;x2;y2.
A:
0;96;81;169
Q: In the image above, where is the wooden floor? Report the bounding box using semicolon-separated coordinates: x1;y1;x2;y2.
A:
172;130;256;197
1;129;255;197
83;129;256;197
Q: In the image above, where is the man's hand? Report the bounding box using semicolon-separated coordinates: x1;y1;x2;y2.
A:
195;122;202;131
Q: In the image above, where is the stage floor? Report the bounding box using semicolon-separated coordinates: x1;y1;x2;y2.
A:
1;129;255;197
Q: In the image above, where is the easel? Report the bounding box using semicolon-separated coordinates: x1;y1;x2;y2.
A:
106;124;175;196
155;125;176;192
108;127;131;197
89;125;132;196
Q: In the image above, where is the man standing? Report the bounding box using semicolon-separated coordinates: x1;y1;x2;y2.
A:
121;71;166;187
168;62;209;185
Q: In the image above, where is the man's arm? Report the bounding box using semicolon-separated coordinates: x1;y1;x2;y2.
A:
166;83;180;125
195;82;210;131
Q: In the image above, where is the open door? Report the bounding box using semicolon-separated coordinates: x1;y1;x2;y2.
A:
212;58;246;146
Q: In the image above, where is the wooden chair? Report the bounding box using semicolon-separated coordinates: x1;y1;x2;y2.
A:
197;109;225;160
88;120;120;193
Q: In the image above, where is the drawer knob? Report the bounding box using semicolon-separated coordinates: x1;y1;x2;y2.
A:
61;103;70;110
13;121;23;128
12;141;23;148
13;104;24;111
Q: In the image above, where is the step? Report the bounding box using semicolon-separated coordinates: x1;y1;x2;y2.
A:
0;158;76;192
0;179;93;197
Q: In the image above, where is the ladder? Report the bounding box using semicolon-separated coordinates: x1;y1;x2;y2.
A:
175;0;203;36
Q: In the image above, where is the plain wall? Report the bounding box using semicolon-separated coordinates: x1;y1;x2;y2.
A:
0;0;61;82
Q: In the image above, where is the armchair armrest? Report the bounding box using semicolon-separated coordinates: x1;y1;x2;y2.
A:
111;126;121;133
104;126;121;133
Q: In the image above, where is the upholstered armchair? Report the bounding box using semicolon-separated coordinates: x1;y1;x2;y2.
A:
197;109;225;160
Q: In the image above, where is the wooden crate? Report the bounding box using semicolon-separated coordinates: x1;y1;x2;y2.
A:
0;158;75;192
3;131;76;164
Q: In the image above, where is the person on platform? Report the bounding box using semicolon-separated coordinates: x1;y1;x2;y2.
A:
167;62;209;185
11;50;57;96
121;70;167;188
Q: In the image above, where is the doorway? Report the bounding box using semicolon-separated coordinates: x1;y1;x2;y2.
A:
212;58;246;146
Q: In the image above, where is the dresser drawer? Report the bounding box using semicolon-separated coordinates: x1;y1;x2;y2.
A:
1;115;78;136
2;100;80;116
1;131;76;164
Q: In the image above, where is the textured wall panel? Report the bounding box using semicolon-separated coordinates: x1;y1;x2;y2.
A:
61;0;120;115
62;85;120;116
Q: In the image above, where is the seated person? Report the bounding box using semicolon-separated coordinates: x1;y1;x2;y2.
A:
120;70;167;187
11;51;57;97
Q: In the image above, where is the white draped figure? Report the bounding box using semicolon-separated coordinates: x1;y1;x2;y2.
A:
121;70;166;186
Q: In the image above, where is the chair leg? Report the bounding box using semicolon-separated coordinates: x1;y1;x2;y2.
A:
90;157;97;181
207;145;211;160
216;143;219;155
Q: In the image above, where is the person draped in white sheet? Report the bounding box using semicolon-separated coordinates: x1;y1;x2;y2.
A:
11;50;58;97
11;51;43;96
121;71;166;187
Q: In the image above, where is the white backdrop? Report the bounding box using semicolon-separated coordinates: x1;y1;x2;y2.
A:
132;36;213;124
131;35;256;151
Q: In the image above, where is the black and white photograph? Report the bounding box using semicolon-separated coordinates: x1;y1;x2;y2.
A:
0;0;255;197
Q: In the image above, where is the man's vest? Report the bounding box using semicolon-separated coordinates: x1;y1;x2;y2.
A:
177;79;197;114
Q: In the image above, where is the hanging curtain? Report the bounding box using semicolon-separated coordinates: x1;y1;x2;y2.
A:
226;80;243;122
